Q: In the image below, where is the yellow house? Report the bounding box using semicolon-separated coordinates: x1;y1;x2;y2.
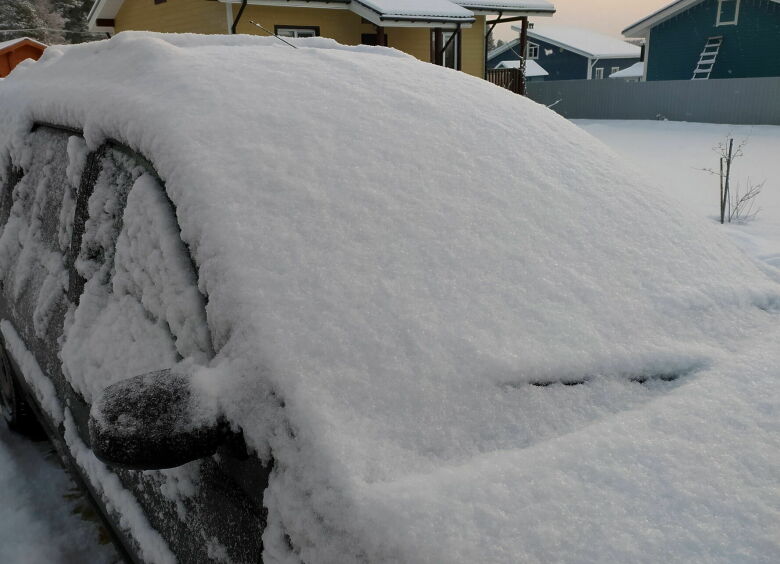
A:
87;1;555;79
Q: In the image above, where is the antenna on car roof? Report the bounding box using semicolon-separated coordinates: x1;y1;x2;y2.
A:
247;20;298;49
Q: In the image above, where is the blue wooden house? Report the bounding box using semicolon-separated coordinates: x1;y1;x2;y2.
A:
623;0;780;81
487;25;641;81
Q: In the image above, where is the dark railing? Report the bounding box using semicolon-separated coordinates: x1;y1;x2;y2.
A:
486;67;526;95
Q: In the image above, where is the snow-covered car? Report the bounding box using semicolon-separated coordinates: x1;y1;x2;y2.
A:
0;33;778;564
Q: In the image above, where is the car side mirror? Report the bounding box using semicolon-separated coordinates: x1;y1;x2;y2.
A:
89;368;226;470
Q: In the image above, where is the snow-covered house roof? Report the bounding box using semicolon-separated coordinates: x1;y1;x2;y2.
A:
0;37;47;78
0;37;47;55
453;0;554;15
623;0;780;37
349;0;475;24
2;32;778;564
494;58;548;76
88;0;554;32
609;61;644;78
511;24;641;59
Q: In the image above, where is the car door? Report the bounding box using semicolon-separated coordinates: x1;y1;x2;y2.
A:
0;126;74;410
2;127;265;563
62;139;265;563
60;143;212;404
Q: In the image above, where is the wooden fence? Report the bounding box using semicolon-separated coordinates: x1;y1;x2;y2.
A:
486;68;525;95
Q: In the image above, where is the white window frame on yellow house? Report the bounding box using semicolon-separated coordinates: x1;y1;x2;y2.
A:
275;26;320;38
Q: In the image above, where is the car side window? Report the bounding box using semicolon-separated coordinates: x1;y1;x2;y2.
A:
0;128;72;344
61;145;211;403
0;163;23;230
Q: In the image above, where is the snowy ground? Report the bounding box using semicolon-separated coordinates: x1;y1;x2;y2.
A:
0;425;119;563
575;120;780;269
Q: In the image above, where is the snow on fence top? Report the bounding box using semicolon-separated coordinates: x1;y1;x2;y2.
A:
1;32;778;564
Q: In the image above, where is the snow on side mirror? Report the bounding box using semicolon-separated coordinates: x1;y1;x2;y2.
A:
89;369;224;470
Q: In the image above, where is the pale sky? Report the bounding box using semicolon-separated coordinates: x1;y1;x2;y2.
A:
494;0;674;41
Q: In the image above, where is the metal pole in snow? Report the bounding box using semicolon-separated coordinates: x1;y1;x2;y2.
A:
724;138;733;222
720;157;725;224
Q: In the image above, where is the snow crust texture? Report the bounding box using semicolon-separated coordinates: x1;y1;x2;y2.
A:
0;33;778;564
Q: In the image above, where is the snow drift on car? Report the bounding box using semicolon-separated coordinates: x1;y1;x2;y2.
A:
0;32;778;564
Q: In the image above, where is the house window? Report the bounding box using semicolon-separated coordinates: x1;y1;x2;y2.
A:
526;42;539;60
274;26;320;38
431;30;460;70
594;67;604;79
443;30;459;69
716;0;740;26
611;66;620;76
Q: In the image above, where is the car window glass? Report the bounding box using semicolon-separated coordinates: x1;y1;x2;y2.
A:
75;148;143;286
61;148;210;402
0;128;72;342
112;173;212;361
0;163;23;231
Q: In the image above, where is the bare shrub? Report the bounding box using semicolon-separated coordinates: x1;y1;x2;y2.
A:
700;136;764;224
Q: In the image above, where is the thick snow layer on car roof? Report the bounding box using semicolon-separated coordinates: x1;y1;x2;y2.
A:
1;33;779;563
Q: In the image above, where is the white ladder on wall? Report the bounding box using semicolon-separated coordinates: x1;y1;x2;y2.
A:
692;36;723;80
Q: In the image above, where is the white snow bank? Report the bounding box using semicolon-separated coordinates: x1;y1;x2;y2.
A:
0;33;779;563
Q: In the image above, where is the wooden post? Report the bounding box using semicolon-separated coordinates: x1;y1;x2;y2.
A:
456;27;462;70
434;29;443;66
376;25;386;47
518;16;529;95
